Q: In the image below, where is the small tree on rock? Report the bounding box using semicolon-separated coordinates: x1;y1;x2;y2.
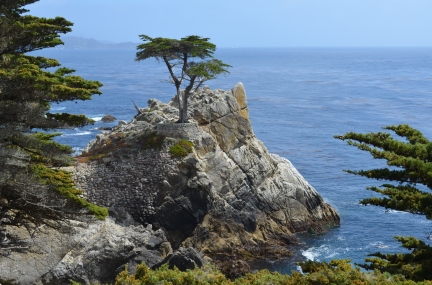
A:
135;35;231;123
335;124;432;281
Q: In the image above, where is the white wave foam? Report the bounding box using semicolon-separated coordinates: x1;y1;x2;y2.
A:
91;117;103;122
369;241;388;249
296;265;304;274
302;244;348;261
51;106;66;111
302;248;320;261
71;147;83;156
302;245;331;261
385;209;408;214
63;131;92;136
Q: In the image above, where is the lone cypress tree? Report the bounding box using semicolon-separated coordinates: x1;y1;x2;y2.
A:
0;0;107;250
335;124;432;281
135;35;231;123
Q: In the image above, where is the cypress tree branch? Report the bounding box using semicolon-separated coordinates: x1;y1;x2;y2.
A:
336;124;432;280
0;0;107;251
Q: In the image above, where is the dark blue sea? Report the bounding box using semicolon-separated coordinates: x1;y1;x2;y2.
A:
33;47;432;273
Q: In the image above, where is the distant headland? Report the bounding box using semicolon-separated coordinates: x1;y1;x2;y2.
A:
57;36;139;49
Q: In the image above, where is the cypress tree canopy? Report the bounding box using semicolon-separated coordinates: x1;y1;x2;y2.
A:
336;124;432;281
135;35;231;123
0;0;106;251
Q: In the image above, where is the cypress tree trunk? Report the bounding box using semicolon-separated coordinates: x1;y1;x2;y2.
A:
176;92;183;122
175;87;184;123
180;92;188;123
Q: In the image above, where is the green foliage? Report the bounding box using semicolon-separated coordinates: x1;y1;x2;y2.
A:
116;263;229;285
114;261;432;285
335;124;432;281
136;35;230;123
0;0;72;54
169;139;194;157
6;131;73;166
335;124;432;217
0;0;105;249
0;0;103;136
136;35;217;61
358;236;432;282
46;113;95;128
32;164;108;220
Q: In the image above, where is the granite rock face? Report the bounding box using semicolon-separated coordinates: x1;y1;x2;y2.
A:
154;247;208;271
0;217;172;285
0;83;339;284
73;83;340;268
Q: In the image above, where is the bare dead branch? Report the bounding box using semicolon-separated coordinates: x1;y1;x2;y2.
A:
132;101;143;114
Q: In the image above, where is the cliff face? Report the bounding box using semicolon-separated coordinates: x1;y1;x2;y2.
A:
0;217;173;285
74;83;339;269
0;83;339;284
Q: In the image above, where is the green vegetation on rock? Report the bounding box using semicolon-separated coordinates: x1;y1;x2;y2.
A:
32;164;107;220
169;139;194;157
77;132;128;162
114;260;432;285
0;0;105;250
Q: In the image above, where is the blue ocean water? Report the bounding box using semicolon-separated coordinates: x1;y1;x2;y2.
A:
33;48;432;273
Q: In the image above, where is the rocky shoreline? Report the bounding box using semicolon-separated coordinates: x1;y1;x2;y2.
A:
0;83;339;284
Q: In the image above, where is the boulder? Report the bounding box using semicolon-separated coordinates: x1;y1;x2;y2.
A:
154;247;207;271
101;114;116;122
0;218;172;285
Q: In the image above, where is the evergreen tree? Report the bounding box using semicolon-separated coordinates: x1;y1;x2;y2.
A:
335;124;432;281
135;35;231;123
0;0;107;251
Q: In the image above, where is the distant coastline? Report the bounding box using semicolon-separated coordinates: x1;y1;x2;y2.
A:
57;36;138;49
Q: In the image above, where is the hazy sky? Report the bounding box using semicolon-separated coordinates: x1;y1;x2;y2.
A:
28;0;432;47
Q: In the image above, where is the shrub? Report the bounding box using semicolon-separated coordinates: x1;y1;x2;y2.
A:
170;139;194;157
115;263;230;285
114;260;432;285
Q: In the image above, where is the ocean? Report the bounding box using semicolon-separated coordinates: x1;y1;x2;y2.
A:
33;47;432;273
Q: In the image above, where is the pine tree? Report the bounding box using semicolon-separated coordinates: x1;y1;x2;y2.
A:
0;0;107;251
335;124;432;281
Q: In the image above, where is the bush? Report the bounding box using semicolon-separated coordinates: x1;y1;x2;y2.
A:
170;139;194;158
115;263;229;285
114;260;432;285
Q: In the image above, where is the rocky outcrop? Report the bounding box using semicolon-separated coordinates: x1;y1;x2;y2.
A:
101;114;116;122
154;247;208;271
72;83;340;272
0;83;339;284
0;217;172;285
